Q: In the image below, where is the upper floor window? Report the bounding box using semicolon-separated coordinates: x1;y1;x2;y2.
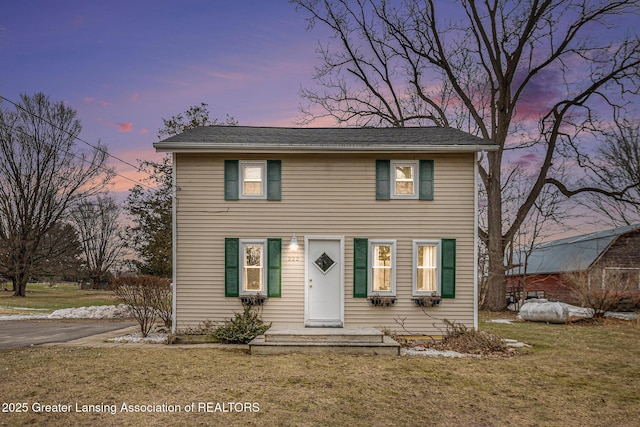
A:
240;161;266;198
376;159;433;201
224;160;281;201
391;161;418;199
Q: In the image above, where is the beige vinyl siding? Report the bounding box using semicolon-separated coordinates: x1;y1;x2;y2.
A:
174;152;476;335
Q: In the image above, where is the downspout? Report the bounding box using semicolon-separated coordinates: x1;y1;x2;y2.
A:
474;152;480;330
171;152;177;333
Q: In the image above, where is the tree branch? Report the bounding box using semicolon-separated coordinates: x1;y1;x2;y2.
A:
546;178;640;203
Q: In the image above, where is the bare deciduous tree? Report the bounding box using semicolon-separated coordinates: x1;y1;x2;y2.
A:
482;163;568;307
0;221;83;286
32;222;83;285
127;104;237;277
563;261;640;317
112;275;172;336
580;119;640;226
157;102;238;139
0;93;112;296
72;196;126;288
293;0;640;310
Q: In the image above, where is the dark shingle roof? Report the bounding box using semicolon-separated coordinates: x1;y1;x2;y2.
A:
154;126;498;153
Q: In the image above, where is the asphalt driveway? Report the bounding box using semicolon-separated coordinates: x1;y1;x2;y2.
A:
0;320;136;350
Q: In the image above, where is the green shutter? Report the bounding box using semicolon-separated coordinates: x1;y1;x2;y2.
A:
224;160;239;200
376;160;390;200
353;238;368;298
267;238;282;297
267;160;281;201
441;238;456;298
225;238;239;297
419;160;434;200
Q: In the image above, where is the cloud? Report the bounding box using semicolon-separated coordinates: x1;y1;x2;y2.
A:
117;122;133;132
139;128;150;135
131;92;140;102
512;152;540;168
506;152;546;176
84;97;111;107
513;68;563;120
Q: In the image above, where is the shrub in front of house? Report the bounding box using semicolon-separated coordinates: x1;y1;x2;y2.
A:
211;305;271;344
111;275;172;337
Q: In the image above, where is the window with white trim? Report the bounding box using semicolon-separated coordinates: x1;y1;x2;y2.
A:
391;160;418;199
413;240;441;296
240;161;266;199
240;240;266;294
369;240;396;295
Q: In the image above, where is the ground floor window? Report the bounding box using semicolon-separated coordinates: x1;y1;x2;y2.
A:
225;238;281;298
413;240;440;296
241;240;266;294
354;237;455;299
369;240;396;296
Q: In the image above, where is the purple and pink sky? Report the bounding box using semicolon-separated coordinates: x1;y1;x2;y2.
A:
1;0;333;194
1;0;637;236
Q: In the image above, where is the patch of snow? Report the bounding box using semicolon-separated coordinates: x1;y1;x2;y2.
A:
0;304;132;321
489;319;513;324
401;347;480;358
604;312;638;321
0;313;50;321
502;339;531;348
108;332;167;344
49;304;132;319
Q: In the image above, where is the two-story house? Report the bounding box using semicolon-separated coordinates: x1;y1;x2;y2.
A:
154;126;497;336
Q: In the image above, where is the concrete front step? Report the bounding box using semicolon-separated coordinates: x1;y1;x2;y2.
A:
249;325;400;355
264;325;384;343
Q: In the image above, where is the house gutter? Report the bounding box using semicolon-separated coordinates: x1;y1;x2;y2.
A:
153;143;499;154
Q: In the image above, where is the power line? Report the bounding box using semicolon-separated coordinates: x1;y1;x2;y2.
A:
0;94;157;189
0;122;156;191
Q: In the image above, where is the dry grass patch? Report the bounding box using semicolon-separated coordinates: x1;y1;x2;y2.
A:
1;315;639;426
0;282;118;313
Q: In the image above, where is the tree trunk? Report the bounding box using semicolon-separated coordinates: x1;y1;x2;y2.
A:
13;274;27;297
483;150;507;311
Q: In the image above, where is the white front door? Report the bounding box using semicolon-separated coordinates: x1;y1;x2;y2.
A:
305;237;344;327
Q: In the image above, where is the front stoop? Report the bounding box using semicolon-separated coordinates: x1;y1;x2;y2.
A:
249;325;400;355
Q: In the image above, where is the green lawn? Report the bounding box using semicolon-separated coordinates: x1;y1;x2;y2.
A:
0;282;119;313
0;312;638;426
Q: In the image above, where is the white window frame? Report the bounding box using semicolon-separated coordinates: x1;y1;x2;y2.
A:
391;160;419;199
239;239;267;295
413;240;441;296
239;161;267;199
368;240;397;296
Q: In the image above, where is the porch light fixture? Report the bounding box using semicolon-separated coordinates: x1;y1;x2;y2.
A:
289;234;299;252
